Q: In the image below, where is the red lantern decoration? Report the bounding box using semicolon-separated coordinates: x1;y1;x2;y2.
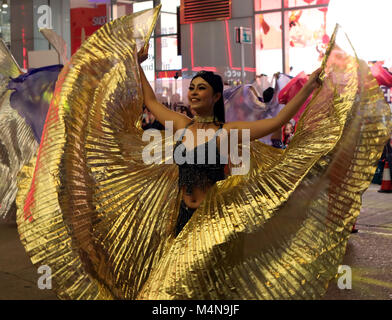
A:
322;34;330;44
259;15;270;35
303;0;315;4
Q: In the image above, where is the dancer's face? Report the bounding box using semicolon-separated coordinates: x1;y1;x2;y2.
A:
188;77;220;116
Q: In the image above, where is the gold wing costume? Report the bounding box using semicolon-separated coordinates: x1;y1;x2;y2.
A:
0;36;63;221
0;41;39;221
16;5;392;300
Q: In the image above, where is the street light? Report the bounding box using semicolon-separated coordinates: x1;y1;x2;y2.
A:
2;1;8;9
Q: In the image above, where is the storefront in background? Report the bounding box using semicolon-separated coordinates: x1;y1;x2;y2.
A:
70;2;109;55
254;0;330;77
6;0;182;88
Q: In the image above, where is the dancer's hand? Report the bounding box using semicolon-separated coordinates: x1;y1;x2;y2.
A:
304;67;323;93
137;44;149;64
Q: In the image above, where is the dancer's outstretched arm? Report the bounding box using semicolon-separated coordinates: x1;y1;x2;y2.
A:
225;68;322;141
137;45;190;131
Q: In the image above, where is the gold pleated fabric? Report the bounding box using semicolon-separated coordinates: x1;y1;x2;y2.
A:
0;40;22;98
17;7;164;300
0;93;39;220
0;42;37;220
17;19;391;301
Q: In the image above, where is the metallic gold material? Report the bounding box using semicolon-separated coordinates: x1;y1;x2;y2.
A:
0;40;38;219
0;39;22;102
193;115;216;123
0;44;60;220
17;20;391;301
0;39;22;79
0;92;38;219
17;6;164;300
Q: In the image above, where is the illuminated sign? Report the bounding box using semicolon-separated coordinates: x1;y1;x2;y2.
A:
235;27;252;44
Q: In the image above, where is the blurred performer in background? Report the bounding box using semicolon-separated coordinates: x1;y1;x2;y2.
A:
0;40;62;222
224;73;292;146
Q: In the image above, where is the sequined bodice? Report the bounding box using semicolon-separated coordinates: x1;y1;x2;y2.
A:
174;124;226;194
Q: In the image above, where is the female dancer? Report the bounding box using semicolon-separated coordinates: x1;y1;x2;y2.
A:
16;9;391;299
137;45;322;236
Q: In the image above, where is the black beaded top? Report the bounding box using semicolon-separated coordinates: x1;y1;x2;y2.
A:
174;123;226;194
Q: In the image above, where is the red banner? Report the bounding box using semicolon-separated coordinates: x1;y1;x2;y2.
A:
70;4;108;55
